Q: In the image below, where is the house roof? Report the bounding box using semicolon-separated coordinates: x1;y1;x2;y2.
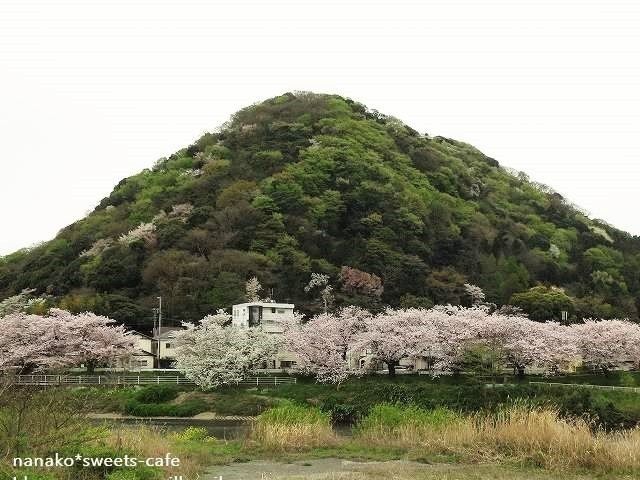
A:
233;302;295;309
153;326;184;339
130;330;154;339
134;349;155;356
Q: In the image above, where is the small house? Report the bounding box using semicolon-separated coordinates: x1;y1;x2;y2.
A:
121;331;155;371
152;326;184;368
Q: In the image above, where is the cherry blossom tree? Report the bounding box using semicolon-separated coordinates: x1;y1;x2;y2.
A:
118;222;157;246
245;277;263;302
463;283;486;305
0;289;35;317
417;306;481;374
443;306;578;376
304;273;334;313
349;306;580;378
0;289;49;317
173;314;281;388
535;322;580;373
0;312;72;373
468;309;525;376
200;309;233;327
80;238;114;258
284;307;370;384
352;308;427;375
168;203;194;220
571;319;640;373
0;309;135;373
47;309;136;373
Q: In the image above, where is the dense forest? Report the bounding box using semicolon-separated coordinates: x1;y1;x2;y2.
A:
1;92;639;330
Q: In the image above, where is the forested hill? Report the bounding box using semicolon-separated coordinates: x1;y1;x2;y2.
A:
1;92;639;329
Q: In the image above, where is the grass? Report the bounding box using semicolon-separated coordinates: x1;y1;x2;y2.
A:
353;403;640;472
103;425;245;478
355;404;461;435
251;402;338;451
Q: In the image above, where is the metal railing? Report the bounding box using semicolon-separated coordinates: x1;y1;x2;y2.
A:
14;375;194;386
12;374;296;387
529;381;640;393
235;376;297;386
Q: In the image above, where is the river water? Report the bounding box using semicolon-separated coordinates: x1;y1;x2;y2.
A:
90;418;251;440
90;417;353;440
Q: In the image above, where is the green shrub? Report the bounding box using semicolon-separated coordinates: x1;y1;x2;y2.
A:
73;387;138;412
322;401;360;424
123;399;207;417
133;385;182;403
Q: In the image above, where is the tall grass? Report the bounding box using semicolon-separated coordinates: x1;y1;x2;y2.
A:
251;402;338;451
354;404;461;440
104;425;227;479
477;405;640;471
354;403;640;472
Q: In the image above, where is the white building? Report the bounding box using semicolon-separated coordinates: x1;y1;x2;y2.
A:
231;301;298;370
232;301;295;333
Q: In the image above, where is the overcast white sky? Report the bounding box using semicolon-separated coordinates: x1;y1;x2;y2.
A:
1;0;639;255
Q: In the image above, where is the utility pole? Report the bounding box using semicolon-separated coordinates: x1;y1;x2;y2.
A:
157;296;162;369
152;307;158;334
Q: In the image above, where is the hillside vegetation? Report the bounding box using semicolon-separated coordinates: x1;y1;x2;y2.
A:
1;92;639;328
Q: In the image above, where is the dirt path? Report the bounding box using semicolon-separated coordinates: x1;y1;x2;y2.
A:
203;459;605;480
204;458;429;480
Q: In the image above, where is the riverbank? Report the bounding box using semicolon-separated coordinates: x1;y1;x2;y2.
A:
78;375;640;430
4;400;639;480
6;375;640;480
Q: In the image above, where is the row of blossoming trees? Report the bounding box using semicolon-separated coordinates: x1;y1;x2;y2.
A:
2;298;639;388
0;309;136;374
169;306;640;388
283;306;640;384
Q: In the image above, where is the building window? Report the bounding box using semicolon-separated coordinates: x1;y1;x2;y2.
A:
271;308;276;313
277;309;285;314
165;343;171;349
280;361;296;368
